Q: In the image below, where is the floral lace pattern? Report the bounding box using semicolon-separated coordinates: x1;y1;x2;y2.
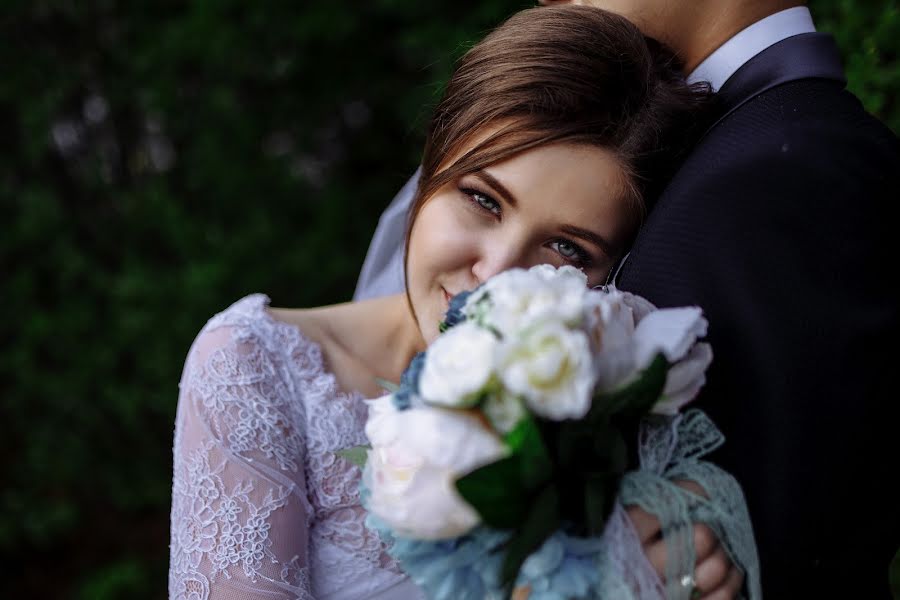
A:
169;295;411;600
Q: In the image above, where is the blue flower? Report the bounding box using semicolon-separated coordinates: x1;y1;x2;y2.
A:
393;351;426;410
440;289;473;332
515;531;604;599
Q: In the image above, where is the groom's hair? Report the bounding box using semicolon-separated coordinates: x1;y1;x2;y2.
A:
406;5;713;250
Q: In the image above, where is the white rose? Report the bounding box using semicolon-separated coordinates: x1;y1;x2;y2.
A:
653;341;713;415
419;321;498;408
584;288;641;392
586;287;711;407
364;394;402;446
482;390;527;434
632;306;708;366
363;400;508;540
467;265;589;336
498;320;596;420
529;263;588;287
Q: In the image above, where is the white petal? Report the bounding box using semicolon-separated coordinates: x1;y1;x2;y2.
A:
663;342;713;395
617;289;657;321
633;307;707;366
419;322;497;407
654;343;713;414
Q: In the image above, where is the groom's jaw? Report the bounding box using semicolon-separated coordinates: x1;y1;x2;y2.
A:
535;0;809;74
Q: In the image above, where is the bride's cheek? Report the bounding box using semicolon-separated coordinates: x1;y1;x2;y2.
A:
427;211;481;260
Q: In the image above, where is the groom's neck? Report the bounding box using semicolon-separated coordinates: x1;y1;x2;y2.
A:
666;1;808;73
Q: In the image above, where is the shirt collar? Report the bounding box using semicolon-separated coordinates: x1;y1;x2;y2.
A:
687;6;816;92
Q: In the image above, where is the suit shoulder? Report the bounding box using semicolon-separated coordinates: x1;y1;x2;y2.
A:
703;80;897;163
663;80;898;207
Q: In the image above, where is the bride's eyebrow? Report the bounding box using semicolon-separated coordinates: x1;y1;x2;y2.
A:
471;170;518;208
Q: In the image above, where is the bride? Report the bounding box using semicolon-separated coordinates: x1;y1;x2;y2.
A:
169;6;752;600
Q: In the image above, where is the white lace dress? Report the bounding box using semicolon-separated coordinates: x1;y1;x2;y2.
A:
169;294;424;600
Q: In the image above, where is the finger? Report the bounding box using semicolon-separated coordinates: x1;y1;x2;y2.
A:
694;545;729;594
701;565;745;600
673;478;710;499
693;523;718;561
626;504;662;543
644;527;718;581
643;537;667;576
644;523;731;590
512;585;531;600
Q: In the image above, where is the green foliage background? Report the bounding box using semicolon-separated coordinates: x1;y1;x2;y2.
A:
1;1;896;598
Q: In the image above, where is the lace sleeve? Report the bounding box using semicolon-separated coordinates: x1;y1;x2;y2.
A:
169;324;315;600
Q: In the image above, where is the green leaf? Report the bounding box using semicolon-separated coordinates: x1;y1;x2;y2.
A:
504;413;538;451
456;456;529;529
601;428;628;474
500;486;561;593
334;445;370;468
552;420;626;531
504;415;553;489
556;419;607;467
590;353;669;423
583;471;620;536
374;377;400;393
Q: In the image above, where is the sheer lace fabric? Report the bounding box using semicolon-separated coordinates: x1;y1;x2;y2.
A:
169;294;420;600
170;294;759;600
615;411;762;600
366;414;759;600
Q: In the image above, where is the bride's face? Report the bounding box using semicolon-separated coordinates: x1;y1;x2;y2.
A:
406;142;633;343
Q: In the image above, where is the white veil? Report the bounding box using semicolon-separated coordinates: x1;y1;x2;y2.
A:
353;168;420;301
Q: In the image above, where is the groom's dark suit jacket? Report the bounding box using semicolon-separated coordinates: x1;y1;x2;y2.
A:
618;33;900;598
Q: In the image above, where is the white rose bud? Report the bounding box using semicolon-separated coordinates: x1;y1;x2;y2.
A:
633;307;708;366
468;265;589;336
419;321;498;408
363;402;508;540
585;289;640;392
498;321;596;420
606;302;711;413
482;390;527;434
654;341;713;415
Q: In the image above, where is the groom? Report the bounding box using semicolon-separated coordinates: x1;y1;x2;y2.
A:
355;1;900;596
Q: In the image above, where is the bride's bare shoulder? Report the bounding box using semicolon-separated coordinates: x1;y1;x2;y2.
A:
266;296;396;352
266;303;342;348
267;296;405;397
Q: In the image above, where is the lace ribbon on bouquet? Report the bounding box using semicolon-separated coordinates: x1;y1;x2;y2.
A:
613;409;762;600
364;410;760;600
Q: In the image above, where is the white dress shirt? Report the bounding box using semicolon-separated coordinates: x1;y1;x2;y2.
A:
688;6;816;92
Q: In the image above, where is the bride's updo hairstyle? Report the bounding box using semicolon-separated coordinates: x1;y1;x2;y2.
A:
406;5;712;249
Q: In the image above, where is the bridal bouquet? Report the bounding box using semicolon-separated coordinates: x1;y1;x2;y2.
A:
340;265;715;599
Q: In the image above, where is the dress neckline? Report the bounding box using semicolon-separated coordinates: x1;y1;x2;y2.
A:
247;293;371;403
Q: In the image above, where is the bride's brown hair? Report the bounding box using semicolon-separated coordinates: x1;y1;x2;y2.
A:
404;5;712;266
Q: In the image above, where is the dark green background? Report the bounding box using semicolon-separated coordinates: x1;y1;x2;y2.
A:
2;1;897;598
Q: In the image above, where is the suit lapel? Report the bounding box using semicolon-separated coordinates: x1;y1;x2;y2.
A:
706;33;847;135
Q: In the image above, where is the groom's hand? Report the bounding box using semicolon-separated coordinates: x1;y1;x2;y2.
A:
626;480;745;600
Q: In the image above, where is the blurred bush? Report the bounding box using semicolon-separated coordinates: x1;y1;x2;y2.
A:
0;1;896;598
816;0;899;131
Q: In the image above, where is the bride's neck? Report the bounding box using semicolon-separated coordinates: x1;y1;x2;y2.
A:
338;293;426;385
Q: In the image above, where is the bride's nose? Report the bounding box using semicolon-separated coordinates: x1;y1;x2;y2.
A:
470;235;530;285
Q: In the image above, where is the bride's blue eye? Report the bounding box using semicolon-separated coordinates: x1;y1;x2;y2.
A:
550;239;592;266
462;188;501;217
